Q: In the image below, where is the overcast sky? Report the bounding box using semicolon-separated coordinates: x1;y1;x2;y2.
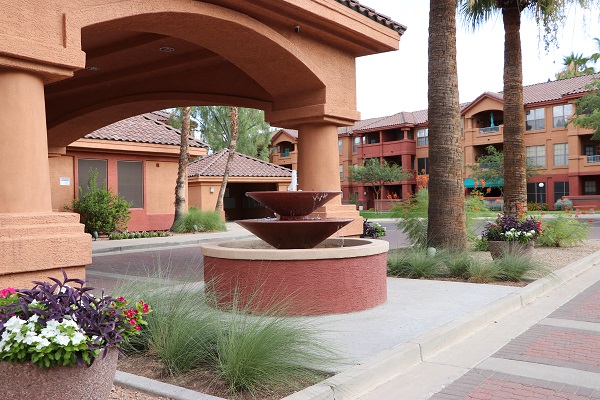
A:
356;2;600;119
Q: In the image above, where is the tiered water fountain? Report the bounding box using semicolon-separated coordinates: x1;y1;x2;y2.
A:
201;191;389;315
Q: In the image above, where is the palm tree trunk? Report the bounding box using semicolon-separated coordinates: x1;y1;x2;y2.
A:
215;106;239;213
171;106;190;230
502;5;527;216
426;0;467;249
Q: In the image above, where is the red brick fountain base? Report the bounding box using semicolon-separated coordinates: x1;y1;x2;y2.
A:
202;238;388;316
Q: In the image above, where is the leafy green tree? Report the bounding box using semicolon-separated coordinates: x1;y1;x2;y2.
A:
458;0;596;216
571;79;600;138
428;0;467;250
66;170;131;234
348;159;412;213
468;145;539;193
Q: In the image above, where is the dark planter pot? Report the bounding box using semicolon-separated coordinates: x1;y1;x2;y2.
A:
0;348;118;399
488;240;534;260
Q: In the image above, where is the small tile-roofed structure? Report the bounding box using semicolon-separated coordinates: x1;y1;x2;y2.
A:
85;112;208;149
188;149;292;178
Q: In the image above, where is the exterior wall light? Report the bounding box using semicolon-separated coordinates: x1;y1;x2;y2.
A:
159;47;175;52
210;186;215;193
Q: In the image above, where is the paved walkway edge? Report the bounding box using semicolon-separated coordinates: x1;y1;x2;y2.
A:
282;249;600;400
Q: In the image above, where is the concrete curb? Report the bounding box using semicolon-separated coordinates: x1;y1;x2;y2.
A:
115;371;225;400
281;249;600;400
111;250;600;400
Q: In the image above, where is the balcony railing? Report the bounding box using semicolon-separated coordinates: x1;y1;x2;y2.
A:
587;155;600;163
280;151;290;157
479;126;500;134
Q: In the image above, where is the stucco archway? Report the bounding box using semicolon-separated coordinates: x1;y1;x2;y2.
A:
0;0;403;285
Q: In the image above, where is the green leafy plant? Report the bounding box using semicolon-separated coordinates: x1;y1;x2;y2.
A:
482;213;543;243
66;169;131;234
392;189;429;248
171;207;226;233
537;214;589;247
0;271;150;369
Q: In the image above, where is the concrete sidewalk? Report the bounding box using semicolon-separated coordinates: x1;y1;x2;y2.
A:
92;222;253;255
351;252;600;400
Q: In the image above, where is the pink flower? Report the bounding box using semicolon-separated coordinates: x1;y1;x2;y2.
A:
135;325;141;331
129;318;137;325
0;287;16;299
117;297;126;302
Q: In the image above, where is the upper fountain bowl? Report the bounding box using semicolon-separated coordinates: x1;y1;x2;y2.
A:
246;191;341;220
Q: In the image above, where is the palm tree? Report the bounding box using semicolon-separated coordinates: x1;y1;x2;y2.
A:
458;0;595;216
556;52;594;79
171;106;190;230
427;0;467;249
215;106;239;213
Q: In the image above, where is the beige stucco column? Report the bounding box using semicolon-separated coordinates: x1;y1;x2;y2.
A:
297;123;362;236
0;71;52;212
0;69;90;287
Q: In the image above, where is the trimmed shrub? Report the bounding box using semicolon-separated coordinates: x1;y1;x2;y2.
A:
66;169;131;234
554;198;573;211
171;207;226;233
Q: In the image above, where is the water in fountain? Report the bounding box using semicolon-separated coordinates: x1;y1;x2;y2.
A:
236;191;352;249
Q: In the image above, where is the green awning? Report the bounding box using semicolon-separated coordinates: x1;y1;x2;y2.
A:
464;177;503;188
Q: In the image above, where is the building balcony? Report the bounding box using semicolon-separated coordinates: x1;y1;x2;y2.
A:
382;140;416;156
359;140;416;158
479;126;500;134
587;155;600;163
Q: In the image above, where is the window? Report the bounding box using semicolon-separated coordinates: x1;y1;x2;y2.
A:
585;145;597;156
417;128;429;146
353;137;361;153
526;108;545;131
527;183;546;204
554;181;569;204
77;159;107;195
552;104;572;128
553;143;568;166
526;145;546;167
417;157;429;175
117;161;143;208
338;139;343;155
584;181;597;195
339;165;343;180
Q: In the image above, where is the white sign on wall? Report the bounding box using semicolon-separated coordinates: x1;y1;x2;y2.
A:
59;177;71;186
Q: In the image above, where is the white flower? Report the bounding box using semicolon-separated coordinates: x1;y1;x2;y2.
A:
28;315;39;323
4;316;25;331
54;334;70;347
71;331;86;345
35;338;50;350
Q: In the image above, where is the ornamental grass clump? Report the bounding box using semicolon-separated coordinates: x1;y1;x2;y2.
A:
387;247;444;278
171;207;226;233
482;214;543;243
0;271;150;369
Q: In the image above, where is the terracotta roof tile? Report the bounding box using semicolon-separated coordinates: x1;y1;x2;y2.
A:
335;0;406;33
85;112;208;148
188;149;292;178
521;73;600;105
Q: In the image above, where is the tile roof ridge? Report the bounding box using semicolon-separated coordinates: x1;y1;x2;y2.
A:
230;149;294;172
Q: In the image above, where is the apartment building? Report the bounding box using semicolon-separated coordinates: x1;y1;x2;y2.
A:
269;73;600;211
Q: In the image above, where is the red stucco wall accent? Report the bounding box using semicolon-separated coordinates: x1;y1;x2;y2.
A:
204;253;387;315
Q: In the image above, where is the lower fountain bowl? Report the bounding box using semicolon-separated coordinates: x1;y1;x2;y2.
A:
236;218;353;249
201;238;389;316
